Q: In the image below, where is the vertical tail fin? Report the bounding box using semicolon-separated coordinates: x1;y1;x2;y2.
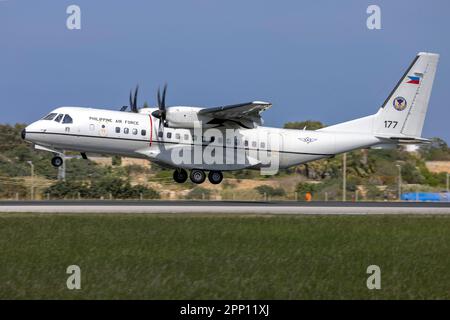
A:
373;52;439;138
319;52;439;139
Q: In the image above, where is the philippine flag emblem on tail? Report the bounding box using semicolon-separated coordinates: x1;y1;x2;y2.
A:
407;75;421;84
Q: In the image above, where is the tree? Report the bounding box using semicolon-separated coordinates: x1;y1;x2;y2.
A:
283;120;324;130
419;137;450;160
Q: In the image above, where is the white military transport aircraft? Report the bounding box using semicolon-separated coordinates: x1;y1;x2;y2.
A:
22;52;439;184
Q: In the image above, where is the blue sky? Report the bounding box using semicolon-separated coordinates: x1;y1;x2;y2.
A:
1;0;449;142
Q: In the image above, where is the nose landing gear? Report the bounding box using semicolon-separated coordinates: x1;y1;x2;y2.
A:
51;156;63;167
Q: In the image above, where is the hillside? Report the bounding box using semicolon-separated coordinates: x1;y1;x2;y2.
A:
1;123;449;201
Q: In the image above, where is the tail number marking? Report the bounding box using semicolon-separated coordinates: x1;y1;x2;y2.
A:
384;120;398;128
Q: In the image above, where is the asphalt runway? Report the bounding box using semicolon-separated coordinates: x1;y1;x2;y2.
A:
1;200;450;215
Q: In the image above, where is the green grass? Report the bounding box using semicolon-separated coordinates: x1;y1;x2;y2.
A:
0;213;449;299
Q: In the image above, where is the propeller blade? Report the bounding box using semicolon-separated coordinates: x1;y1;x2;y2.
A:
157;87;161;108
161;83;167;109
132;85;139;113
129;90;133;110
153;84;168;130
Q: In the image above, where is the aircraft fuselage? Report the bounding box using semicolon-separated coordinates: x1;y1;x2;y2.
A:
24;106;381;173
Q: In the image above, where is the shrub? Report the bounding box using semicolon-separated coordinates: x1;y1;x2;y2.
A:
255;185;286;197
295;182;318;194
43;177;160;199
44;180;87;199
186;187;211;200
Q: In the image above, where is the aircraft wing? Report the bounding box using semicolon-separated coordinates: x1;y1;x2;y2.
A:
198;101;272;128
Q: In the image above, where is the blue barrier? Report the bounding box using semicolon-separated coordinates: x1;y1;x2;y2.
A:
401;192;450;202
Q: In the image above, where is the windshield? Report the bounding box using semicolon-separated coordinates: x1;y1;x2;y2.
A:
42;113;57;120
54;114;63;122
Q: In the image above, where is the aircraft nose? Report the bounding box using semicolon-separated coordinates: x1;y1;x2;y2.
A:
21;128;26;140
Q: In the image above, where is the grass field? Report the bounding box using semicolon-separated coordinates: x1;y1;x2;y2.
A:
0;213;449;299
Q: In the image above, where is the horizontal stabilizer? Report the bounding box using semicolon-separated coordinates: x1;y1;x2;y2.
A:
375;136;431;144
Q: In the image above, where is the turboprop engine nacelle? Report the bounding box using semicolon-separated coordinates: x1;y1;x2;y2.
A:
165;106;212;128
139;106;209;128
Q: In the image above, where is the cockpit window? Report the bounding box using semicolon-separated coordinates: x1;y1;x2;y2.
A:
42;113;57;120
62;114;73;124
54;114;63;123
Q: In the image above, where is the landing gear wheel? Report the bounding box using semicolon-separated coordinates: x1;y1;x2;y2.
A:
208;170;223;184
51;156;63;168
173;169;188;183
190;169;206;184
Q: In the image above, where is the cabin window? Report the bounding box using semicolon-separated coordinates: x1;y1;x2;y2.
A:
218;137;223;144
115;127;121;133
65;127;70;133
124;128;129;134
62;114;73;124
252;141;257;148
260;142;266;149
132;128;138;135
141;129;146;136
226;138;231;145
43;113;57;120
166;132;172;139
175;133;181;140
184;134;189;140
158;131;163;138
54;114;63;123
244;140;249;147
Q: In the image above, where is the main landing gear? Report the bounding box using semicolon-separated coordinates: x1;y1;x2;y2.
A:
190;169;206;184
51;156;63;167
208;170;223;184
172;169;224;184
173;169;188;183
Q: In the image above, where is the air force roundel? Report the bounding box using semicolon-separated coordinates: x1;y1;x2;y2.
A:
393;96;407;111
